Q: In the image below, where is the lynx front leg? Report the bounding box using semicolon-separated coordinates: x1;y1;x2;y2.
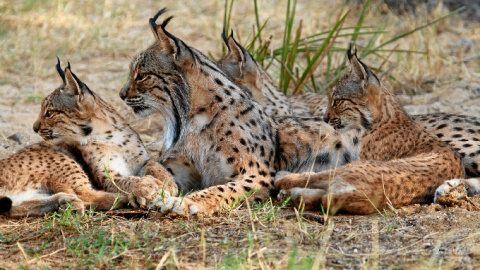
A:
158;175;274;216
275;170;384;215
142;160;178;197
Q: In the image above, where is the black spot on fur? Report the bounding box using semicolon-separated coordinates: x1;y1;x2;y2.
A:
214;95;223;102
352;137;359;145
214;78;224;86
317;152;330;164
335;141;342;149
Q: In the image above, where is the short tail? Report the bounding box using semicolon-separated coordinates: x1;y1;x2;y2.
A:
0;196;12;213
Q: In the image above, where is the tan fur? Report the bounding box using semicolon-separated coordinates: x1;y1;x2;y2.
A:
32;61;177;209
275;52;465;214
412;113;480;176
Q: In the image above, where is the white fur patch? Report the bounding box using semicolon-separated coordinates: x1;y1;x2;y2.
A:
109;131;126;145
4;189;50;206
289;187;323;199
106;155;133;177
330;182;355;195
192;113;210;129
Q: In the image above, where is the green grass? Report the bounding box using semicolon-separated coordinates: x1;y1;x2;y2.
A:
222;0;463;94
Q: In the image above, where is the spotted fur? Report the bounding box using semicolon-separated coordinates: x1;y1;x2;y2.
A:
275;50;465;214
118;10;372;216
412;113;480;177
33;61;177;209
120;9;280;216
218;34;362;173
219;35;480;178
0;141;129;217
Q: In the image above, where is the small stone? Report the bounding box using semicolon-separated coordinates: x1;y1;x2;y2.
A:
7;133;22;144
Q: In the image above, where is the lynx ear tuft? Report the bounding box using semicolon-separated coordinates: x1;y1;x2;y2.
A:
347;44;358;62
346;46;367;81
56;57;66;85
221;30;230;51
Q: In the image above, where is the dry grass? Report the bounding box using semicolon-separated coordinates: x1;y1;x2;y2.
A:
1;0;480;268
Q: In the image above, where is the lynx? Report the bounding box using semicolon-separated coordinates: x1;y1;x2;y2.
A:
274;50;466;214
33;61;177;209
219;35;480;203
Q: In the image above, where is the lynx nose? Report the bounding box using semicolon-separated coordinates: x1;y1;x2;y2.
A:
119;83;130;100
33;121;40;133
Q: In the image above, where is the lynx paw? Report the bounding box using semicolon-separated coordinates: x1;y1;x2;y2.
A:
55;193;85;215
156;197;206;216
434;179;467;203
128;175;162;208
277;188;324;210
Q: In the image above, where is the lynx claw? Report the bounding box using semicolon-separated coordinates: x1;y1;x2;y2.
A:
434;179;466;203
128;175;161;208
146;190;171;210
156;196;205;216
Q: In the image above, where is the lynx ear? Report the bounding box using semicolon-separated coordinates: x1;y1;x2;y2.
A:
64;63;93;102
227;33;245;69
347;47;367;81
149;9;193;65
63;63;81;96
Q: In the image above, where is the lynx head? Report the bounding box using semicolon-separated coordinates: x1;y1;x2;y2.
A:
217;32;266;103
33;59;103;143
323;48;381;131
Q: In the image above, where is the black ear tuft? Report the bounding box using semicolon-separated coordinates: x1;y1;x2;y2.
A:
161;15;174;28
150;8;168;31
56;56;66;85
347;44;358;62
221;30;229;49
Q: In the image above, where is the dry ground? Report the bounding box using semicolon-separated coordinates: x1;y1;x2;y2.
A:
0;0;479;269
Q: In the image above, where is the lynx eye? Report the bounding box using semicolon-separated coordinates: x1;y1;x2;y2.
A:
332;100;341;108
135;73;147;82
45;110;51;118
